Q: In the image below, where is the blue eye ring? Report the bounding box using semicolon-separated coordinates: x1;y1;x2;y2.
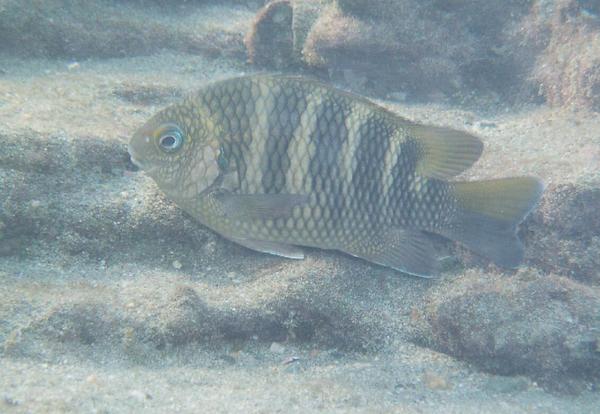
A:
157;125;184;153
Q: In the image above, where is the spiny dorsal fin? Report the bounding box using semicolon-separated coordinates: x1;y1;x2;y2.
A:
409;125;483;179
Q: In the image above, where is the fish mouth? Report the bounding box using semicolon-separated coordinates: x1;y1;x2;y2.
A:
127;148;158;176
129;155;144;170
127;144;146;170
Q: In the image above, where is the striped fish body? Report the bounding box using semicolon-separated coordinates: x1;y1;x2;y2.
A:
129;75;543;277
195;77;449;244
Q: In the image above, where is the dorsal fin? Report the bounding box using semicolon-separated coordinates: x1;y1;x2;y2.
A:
408;125;483;179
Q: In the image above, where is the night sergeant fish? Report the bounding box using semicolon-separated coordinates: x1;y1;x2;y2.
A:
128;75;543;277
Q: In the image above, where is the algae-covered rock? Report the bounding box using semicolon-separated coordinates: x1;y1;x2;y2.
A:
245;0;330;68
412;271;600;391
529;0;600;112
243;0;600;111
245;0;295;68
528;184;600;284
301;0;533;103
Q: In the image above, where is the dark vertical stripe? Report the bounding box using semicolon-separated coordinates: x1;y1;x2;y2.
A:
261;84;308;194
306;93;350;235
209;78;256;191
387;138;420;227
349;113;394;228
240;79;278;193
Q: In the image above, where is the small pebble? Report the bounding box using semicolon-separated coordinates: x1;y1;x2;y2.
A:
172;260;182;270
477;121;497;129
3;397;19;406
219;354;237;365
67;62;80;71
269;342;285;354
128;389;151;401
484;376;530;393
284;362;304;374
422;371;451;390
30;199;41;208
282;356;300;365
85;374;99;385
388;91;407;102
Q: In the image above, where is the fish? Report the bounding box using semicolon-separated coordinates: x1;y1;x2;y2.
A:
128;74;543;277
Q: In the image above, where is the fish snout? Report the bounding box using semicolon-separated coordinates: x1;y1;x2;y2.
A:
126;148;141;172
127;141;146;170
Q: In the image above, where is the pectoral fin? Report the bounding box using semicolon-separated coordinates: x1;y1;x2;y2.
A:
215;192;309;220
340;228;439;278
231;237;305;259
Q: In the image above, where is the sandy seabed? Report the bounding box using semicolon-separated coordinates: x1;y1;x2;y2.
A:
1;2;600;413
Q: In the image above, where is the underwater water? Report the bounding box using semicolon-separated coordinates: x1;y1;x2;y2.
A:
0;0;599;412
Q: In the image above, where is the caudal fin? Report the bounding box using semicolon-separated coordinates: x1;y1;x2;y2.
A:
444;177;544;267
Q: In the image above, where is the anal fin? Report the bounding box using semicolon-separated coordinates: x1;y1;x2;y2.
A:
340;228;439;278
231;237;305;260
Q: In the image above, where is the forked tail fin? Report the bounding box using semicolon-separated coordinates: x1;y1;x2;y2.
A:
443;177;544;267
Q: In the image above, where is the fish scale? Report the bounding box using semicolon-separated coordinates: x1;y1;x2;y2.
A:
129;74;543;277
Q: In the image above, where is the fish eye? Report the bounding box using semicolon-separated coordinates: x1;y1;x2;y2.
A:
157;126;184;153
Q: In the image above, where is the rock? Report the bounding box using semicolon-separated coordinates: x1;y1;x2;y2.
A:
4;257;390;359
527;184;600;284
283;360;304;374
244;0;330;68
484;375;531;394
243;0;600;111
2;397;19;407
300;0;532;103
516;0;600;112
412;271;600;391
282;356;301;365
269;342;286;354
422;371;451;390
291;0;330;60
66;62;80;71
245;0;295;68
128;389;152;401
85;374;100;385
